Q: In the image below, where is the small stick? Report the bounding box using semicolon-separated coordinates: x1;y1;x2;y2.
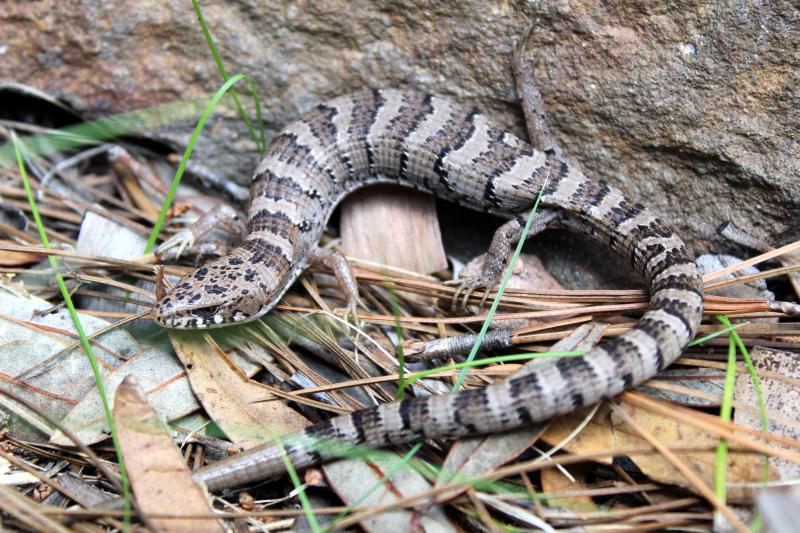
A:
403;329;514;362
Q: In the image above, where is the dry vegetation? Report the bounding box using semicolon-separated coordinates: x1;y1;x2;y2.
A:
0;103;799;532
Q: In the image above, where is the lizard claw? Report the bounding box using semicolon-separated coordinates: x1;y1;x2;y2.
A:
338;297;363;330
451;275;492;311
157;228;196;260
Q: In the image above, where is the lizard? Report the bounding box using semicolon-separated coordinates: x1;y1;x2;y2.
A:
153;88;704;491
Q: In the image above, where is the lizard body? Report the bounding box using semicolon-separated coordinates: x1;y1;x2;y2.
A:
154;89;703;490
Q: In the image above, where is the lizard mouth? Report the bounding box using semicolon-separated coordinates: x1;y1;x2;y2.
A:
153;300;229;329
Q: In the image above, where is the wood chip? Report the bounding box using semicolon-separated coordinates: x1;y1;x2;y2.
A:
340;185;447;274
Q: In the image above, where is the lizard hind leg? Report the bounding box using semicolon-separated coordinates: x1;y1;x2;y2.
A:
451;25;567;311
452;207;561;309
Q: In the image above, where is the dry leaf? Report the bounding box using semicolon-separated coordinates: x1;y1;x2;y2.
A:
169;331;309;448
641;367;725;407
435;423;548;503
114;374;224;532
341;185;446;274
542;401;777;503
540;467;598;513
51;345;198;446
323;453;456;533
734;347;800;482
0;291;134;441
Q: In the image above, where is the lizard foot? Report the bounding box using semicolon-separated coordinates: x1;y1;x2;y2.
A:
309;246;362;326
339;297;362;328
157;228;196;260
449;274;494;310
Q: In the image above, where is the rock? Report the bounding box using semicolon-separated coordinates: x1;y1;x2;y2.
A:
518;0;800;254
1;1;797;255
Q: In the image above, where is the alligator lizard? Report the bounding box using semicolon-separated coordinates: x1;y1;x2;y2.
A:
153;88;704;491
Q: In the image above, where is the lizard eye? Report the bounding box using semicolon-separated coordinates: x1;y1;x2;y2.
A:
194;305;222;321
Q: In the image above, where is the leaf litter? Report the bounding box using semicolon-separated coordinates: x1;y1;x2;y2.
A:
0;82;799;532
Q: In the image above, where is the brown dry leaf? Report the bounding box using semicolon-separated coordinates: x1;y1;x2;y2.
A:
323;453;457;533
541;400;777;503
640;367;726;407
0;291;137;441
169;331;309;448
114;374;224;533
540;467;599;513
51;344;198;446
734;347;800;482
340;185;446;274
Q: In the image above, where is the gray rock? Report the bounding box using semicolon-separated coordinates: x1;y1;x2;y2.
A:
1;0;797;254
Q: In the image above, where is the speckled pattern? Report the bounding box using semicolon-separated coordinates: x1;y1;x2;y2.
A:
154;89;704;491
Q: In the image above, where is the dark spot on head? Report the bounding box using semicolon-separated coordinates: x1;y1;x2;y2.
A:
204;284;226;295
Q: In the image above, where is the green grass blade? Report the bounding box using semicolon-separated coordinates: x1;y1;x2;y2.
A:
191;0;266;154
716;316;768;436
274;435;321;533
717;315;769;531
13;135;132;528
454;180;547;389
713;316;737;506
402;351;583;387
688;322;745;347
0;99;207;167
143;73;262;253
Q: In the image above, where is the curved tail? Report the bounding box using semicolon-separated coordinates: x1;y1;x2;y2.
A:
193;173;704;492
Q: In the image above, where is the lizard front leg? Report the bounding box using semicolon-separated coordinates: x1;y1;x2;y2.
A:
158;203;246;260
308;246;361;322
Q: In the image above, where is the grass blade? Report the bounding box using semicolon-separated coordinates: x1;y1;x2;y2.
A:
191;0;266;154
144;73;263;253
12;134;133;528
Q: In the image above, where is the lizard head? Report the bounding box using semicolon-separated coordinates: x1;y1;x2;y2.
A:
153;249;290;329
